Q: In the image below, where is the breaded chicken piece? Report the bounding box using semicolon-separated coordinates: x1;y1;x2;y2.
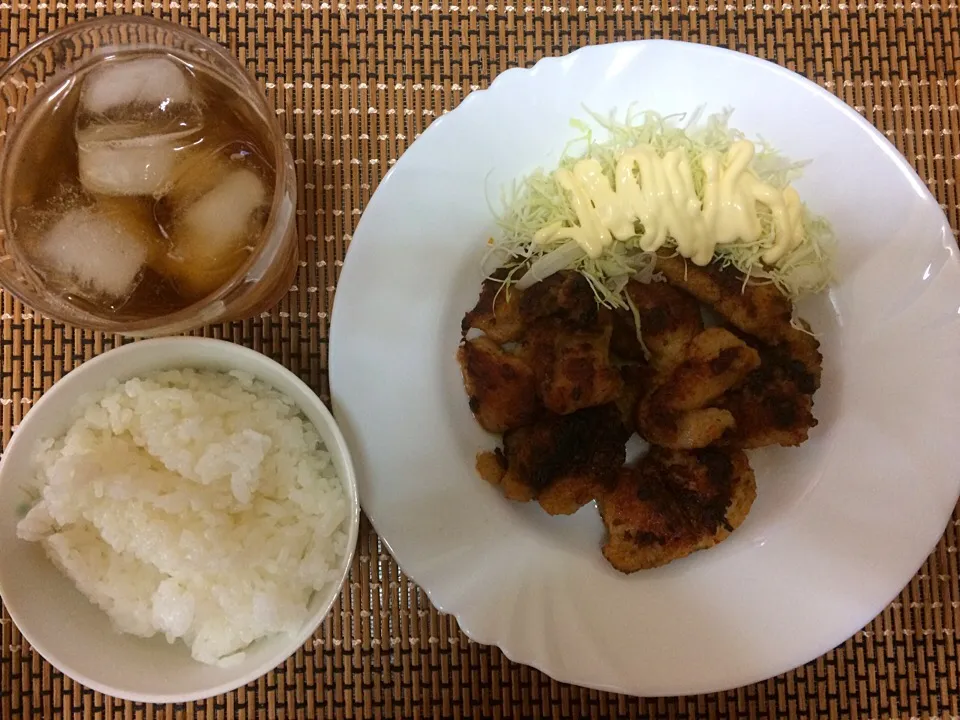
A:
521;315;623;416
624;279;704;371
516;271;621;414
479;404;629;515
655;253;822;387
719;346;819;448
610;308;647;363
647;328;761;412
614;362;652;427
461;276;525;344
655;253;792;344
650;256;820;447
543;321;623;415
634;328;760;449
458;337;541;433
518;270;599;329
597;447;757;572
475;448;534;502
636;405;736;450
778;317;823;391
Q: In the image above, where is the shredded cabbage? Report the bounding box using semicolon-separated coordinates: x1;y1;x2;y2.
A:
484;107;837;308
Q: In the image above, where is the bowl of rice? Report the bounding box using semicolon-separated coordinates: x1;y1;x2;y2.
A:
0;337;360;703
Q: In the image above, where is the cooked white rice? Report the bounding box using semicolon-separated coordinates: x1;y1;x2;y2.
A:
16;368;349;666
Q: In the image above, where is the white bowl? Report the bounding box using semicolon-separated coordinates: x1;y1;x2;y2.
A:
0;337;360;703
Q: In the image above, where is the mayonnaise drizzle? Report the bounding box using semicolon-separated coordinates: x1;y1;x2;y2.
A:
532;139;804;266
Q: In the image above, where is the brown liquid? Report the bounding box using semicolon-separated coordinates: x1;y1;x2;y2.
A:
3;51;277;321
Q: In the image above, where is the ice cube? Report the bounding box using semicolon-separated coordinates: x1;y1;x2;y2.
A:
34;206;150;304
76;56;203;197
77;132;196;197
78;57;202;142
180;169;267;251
97;196;168;265
81;58;192;116
155;169;267;298
164;143;234;208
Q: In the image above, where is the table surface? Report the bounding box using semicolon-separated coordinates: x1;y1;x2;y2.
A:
1;2;958;719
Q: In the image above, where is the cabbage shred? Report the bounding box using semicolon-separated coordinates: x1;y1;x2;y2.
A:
485;107;836;309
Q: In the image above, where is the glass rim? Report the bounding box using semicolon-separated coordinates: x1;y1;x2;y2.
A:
0;15;294;335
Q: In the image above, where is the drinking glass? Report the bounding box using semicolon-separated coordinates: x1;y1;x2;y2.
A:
0;16;297;336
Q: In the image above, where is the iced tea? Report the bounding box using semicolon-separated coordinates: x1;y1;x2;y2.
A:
0;18;297;334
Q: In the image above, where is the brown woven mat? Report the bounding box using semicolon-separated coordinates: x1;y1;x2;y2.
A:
1;1;958;718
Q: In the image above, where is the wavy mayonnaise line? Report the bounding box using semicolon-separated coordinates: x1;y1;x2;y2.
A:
532;139;804;267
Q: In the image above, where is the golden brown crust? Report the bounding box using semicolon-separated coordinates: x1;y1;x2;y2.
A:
597;447;757;572
518;270;599;329
634;328;759;449
654;252;823;388
647;327;761;412
624;279;704;370
458;337;541;433
475;450;506;485
476;450;535;502
719;346;819;448
543;323;624;415
537;476;602;516
636;404;736;450
461;276;526;344
521;314;623;416
778;318;823;391
655;253;794;344
496;404;629;515
463;257;820;572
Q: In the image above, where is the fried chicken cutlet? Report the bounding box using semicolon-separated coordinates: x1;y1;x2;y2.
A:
645;327;762;412
476;403;629;515
621;279;704;370
634;327;760;449
518;271;623;415
518;270;599;329
458;336;541;433
459;269;623;425
521;318;624;415
597;447;757;572
654;252;822;388
650;254;823;448
719;345;819;448
461;248;821;573
461;273;525;343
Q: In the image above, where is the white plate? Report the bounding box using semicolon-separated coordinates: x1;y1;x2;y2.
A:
328;40;960;697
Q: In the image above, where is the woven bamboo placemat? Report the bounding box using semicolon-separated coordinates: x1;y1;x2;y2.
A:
0;1;958;718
